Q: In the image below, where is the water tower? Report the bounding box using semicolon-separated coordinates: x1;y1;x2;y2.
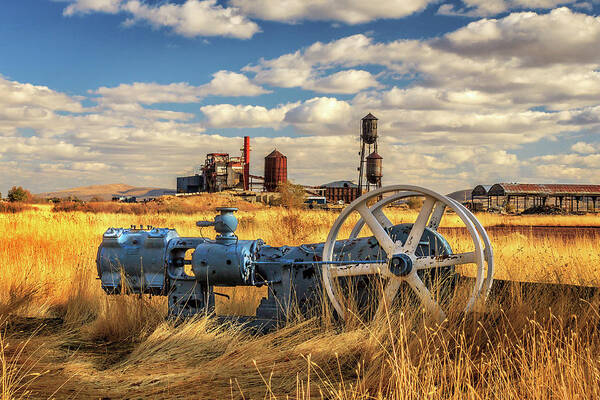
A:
264;149;287;192
357;113;382;194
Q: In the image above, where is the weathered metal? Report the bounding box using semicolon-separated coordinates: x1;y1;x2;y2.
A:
243;136;250;191
358;113;382;194
264;149;287;192
366;152;383;185
323;186;492;322
96;185;496;327
471;184;491;197
320;181;359;204
361;113;378;144
488;183;600;196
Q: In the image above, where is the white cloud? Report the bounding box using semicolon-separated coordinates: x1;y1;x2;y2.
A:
202;70;270;97
230;0;435;24
63;0;260;39
571;141;599;153
305;70;379;94
63;0;122;16
437;0;585;17
284;97;354;134
0;76;83;112
435;8;600;67
200;103;296;128
94;71;268;105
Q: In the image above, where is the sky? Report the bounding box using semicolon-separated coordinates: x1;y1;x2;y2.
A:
1;0;600;195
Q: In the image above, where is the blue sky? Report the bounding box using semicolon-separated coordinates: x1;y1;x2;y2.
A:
1;0;600;195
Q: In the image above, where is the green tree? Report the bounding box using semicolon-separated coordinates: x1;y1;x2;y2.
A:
8;186;32;203
277;181;306;208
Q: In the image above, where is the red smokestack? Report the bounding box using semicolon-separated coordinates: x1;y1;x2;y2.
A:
243;136;250;190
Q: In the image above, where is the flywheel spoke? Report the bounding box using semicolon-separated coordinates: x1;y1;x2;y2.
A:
405;273;446;323
427;201;446;230
376;278;402;317
414;252;476;270
356;203;396;255
329;263;387;278
372;208;394;229
402;197;436;254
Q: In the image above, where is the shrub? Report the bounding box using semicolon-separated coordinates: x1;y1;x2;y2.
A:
406;196;424;210
7;186;32;203
0;202;32;213
277;181;306;208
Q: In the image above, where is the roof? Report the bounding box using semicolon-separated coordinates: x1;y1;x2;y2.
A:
362;113;378;120
265;149;286;159
488;183;600;196
320;180;358;188
366;151;382;159
471;185;492;197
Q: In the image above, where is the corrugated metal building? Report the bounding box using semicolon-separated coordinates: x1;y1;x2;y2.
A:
320;180;359;204
485;183;600;212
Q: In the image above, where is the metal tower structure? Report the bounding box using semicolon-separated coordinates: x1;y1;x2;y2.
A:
357;113;382;195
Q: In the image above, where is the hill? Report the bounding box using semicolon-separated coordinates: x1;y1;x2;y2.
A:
36;183;176;201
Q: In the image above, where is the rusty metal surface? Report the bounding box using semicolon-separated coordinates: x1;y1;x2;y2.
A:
488;183;600;196
264;149;287;191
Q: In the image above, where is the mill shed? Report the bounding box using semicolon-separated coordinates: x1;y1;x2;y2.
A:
486;183;600;212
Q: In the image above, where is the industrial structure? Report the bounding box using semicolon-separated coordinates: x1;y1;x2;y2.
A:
320;180;360;204
471;183;600;212
264;149;287;192
357;113;383;195
177;137;288;194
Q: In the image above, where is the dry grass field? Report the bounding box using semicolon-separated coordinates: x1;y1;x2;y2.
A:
0;199;599;399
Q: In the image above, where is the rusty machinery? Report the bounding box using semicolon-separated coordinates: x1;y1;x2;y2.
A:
97;185;498;327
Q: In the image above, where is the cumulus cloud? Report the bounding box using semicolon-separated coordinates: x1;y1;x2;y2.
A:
434;8;600;67
0;76;83;112
63;0;122;15
230;0;435;24
284;97;354;134
572;141;600;153
200;103;296;128
94;71;268;105
63;0;260;39
437;0;586;17
304;70;379;94
200;97;355;133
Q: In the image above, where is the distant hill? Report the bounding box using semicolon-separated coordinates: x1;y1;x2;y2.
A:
446;189;472;202
36;183;176;201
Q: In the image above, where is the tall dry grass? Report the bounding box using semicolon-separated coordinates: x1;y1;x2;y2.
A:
0;204;599;398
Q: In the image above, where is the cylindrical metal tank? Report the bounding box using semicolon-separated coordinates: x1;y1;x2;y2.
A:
366;152;382;184
264;149;287;192
361;113;378;144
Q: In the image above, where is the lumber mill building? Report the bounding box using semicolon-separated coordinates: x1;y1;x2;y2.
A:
472;183;600;212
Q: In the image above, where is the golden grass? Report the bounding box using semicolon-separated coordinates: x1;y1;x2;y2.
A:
0;204;599;398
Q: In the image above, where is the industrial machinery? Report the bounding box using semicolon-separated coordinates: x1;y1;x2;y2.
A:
96;185;494;326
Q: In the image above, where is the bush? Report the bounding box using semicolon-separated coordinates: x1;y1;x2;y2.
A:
406;196;424;210
7;186;32;203
277;182;306;208
0;202;32;213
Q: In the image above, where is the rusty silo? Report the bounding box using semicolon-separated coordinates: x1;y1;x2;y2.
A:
264;149;287;192
366;152;382;184
361;113;378;144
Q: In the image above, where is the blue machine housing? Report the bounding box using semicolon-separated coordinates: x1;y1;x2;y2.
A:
97;227;179;294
